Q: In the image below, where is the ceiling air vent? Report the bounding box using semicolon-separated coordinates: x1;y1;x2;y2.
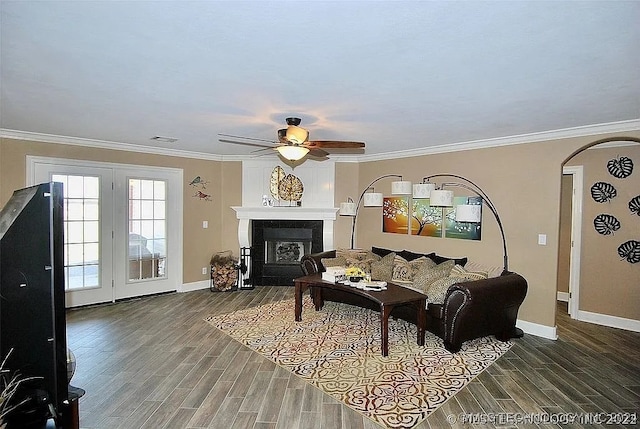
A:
150;135;178;143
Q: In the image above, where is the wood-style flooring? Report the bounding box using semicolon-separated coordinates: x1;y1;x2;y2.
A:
66;287;640;428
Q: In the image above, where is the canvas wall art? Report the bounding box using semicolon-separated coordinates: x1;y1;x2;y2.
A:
383;196;409;235
444;196;482;240
411;198;442;237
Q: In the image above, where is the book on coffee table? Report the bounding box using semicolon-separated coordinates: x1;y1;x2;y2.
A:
339;280;387;291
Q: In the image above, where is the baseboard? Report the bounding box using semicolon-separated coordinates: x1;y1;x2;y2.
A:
556;291;569;302
180;280;210;293
577;310;640;333
516;319;557;340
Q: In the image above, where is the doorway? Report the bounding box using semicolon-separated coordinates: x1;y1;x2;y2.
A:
558;166;583;319
28;156;183;307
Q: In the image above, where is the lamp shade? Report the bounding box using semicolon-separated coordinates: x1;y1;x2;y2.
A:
412;183;435;198
363;192;384;206
285;125;309;144
339;201;357;216
429;190;454;206
276;145;309;161
391;180;412;195
455;204;482;222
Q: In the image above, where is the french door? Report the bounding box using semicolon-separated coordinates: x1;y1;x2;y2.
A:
28;157;183;307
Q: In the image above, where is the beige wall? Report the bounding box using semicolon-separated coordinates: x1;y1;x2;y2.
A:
0;137;228;285
346;132;640;328
567;144;640;320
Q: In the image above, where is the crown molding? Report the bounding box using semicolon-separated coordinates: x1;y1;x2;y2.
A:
355;119;640;162
3;119;638;163
0;129;226;161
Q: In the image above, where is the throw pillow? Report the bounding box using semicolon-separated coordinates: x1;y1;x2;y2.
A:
464;261;503;278
345;256;376;274
426;276;462;304
398;249;436;261
321;256;347;268
336;248;369;260
425;264;490;304
412;259;455;294
409;256;435;278
450;264;489;282
392;255;413;284
428;253;468;266
371;246;395;258
370;251;395;282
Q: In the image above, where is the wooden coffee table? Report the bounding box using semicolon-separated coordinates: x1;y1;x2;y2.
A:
294;274;427;357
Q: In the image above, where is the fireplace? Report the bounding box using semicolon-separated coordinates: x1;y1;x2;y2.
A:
252;220;323;286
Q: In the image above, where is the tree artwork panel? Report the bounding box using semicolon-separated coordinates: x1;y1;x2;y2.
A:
444;196;482;240
411;199;442;237
383;196;409;234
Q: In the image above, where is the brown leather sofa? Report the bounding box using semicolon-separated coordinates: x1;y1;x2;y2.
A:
301;250;528;353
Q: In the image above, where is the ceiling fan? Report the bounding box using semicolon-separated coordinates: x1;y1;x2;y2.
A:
219;117;365;161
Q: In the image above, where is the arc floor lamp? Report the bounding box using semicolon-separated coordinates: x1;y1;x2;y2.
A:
421;174;509;272
339;174;411;249
340;173;509;272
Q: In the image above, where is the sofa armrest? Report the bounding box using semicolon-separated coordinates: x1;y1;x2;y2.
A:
442;272;528;352
300;250;337;275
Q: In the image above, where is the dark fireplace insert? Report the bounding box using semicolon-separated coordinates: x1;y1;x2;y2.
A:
251;220;323;285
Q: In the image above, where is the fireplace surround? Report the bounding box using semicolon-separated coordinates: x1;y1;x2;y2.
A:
232;207;338;287
252;220;323;285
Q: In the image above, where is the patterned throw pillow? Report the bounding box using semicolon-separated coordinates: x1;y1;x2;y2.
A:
409;256;435;278
412;260;455;294
346;257;376;274
426;264;490;304
450;264;489;281
392;255;412;283
370;252;396;282
336;248;369;260
321;256;347;268
426;276;462;304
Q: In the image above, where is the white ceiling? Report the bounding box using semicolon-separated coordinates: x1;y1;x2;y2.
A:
1;1;639;160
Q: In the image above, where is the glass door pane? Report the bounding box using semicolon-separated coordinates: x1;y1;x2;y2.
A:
127;178;167;281
52;174;101;291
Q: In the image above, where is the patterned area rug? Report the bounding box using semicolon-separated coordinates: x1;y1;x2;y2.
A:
205;297;511;428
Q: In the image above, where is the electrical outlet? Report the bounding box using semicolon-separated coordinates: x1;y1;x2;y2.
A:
202;220;208;229
538;234;547;245
202;267;208;275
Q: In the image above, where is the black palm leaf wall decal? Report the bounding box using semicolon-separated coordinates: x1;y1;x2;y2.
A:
590;182;617;203
607;156;634;179
618;240;640;264
629;195;640;216
593;214;621;235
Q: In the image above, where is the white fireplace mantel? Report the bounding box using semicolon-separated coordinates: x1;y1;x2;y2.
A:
231;206;339;250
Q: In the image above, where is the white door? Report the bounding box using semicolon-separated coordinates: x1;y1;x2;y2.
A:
32;163;114;307
29;157;183;307
112;167;182;300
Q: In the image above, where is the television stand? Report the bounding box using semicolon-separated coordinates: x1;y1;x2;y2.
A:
61;385;85;429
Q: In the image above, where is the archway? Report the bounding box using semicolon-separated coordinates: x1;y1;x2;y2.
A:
557;136;640;329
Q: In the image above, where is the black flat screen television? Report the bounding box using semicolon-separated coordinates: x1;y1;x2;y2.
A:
0;182;68;424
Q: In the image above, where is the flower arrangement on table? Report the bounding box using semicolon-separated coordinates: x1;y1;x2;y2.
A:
345;266;367;282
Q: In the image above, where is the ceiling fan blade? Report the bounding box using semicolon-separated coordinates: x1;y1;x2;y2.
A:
308;140;365;148
218;133;277;144
308;147;329;158
251;147;277;154
219;138;276;149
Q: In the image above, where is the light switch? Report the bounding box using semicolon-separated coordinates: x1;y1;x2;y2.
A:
538;234;547;245
203;220;208;229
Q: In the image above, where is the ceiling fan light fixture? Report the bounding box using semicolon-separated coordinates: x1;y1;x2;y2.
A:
286;125;309;144
276;145;309;161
